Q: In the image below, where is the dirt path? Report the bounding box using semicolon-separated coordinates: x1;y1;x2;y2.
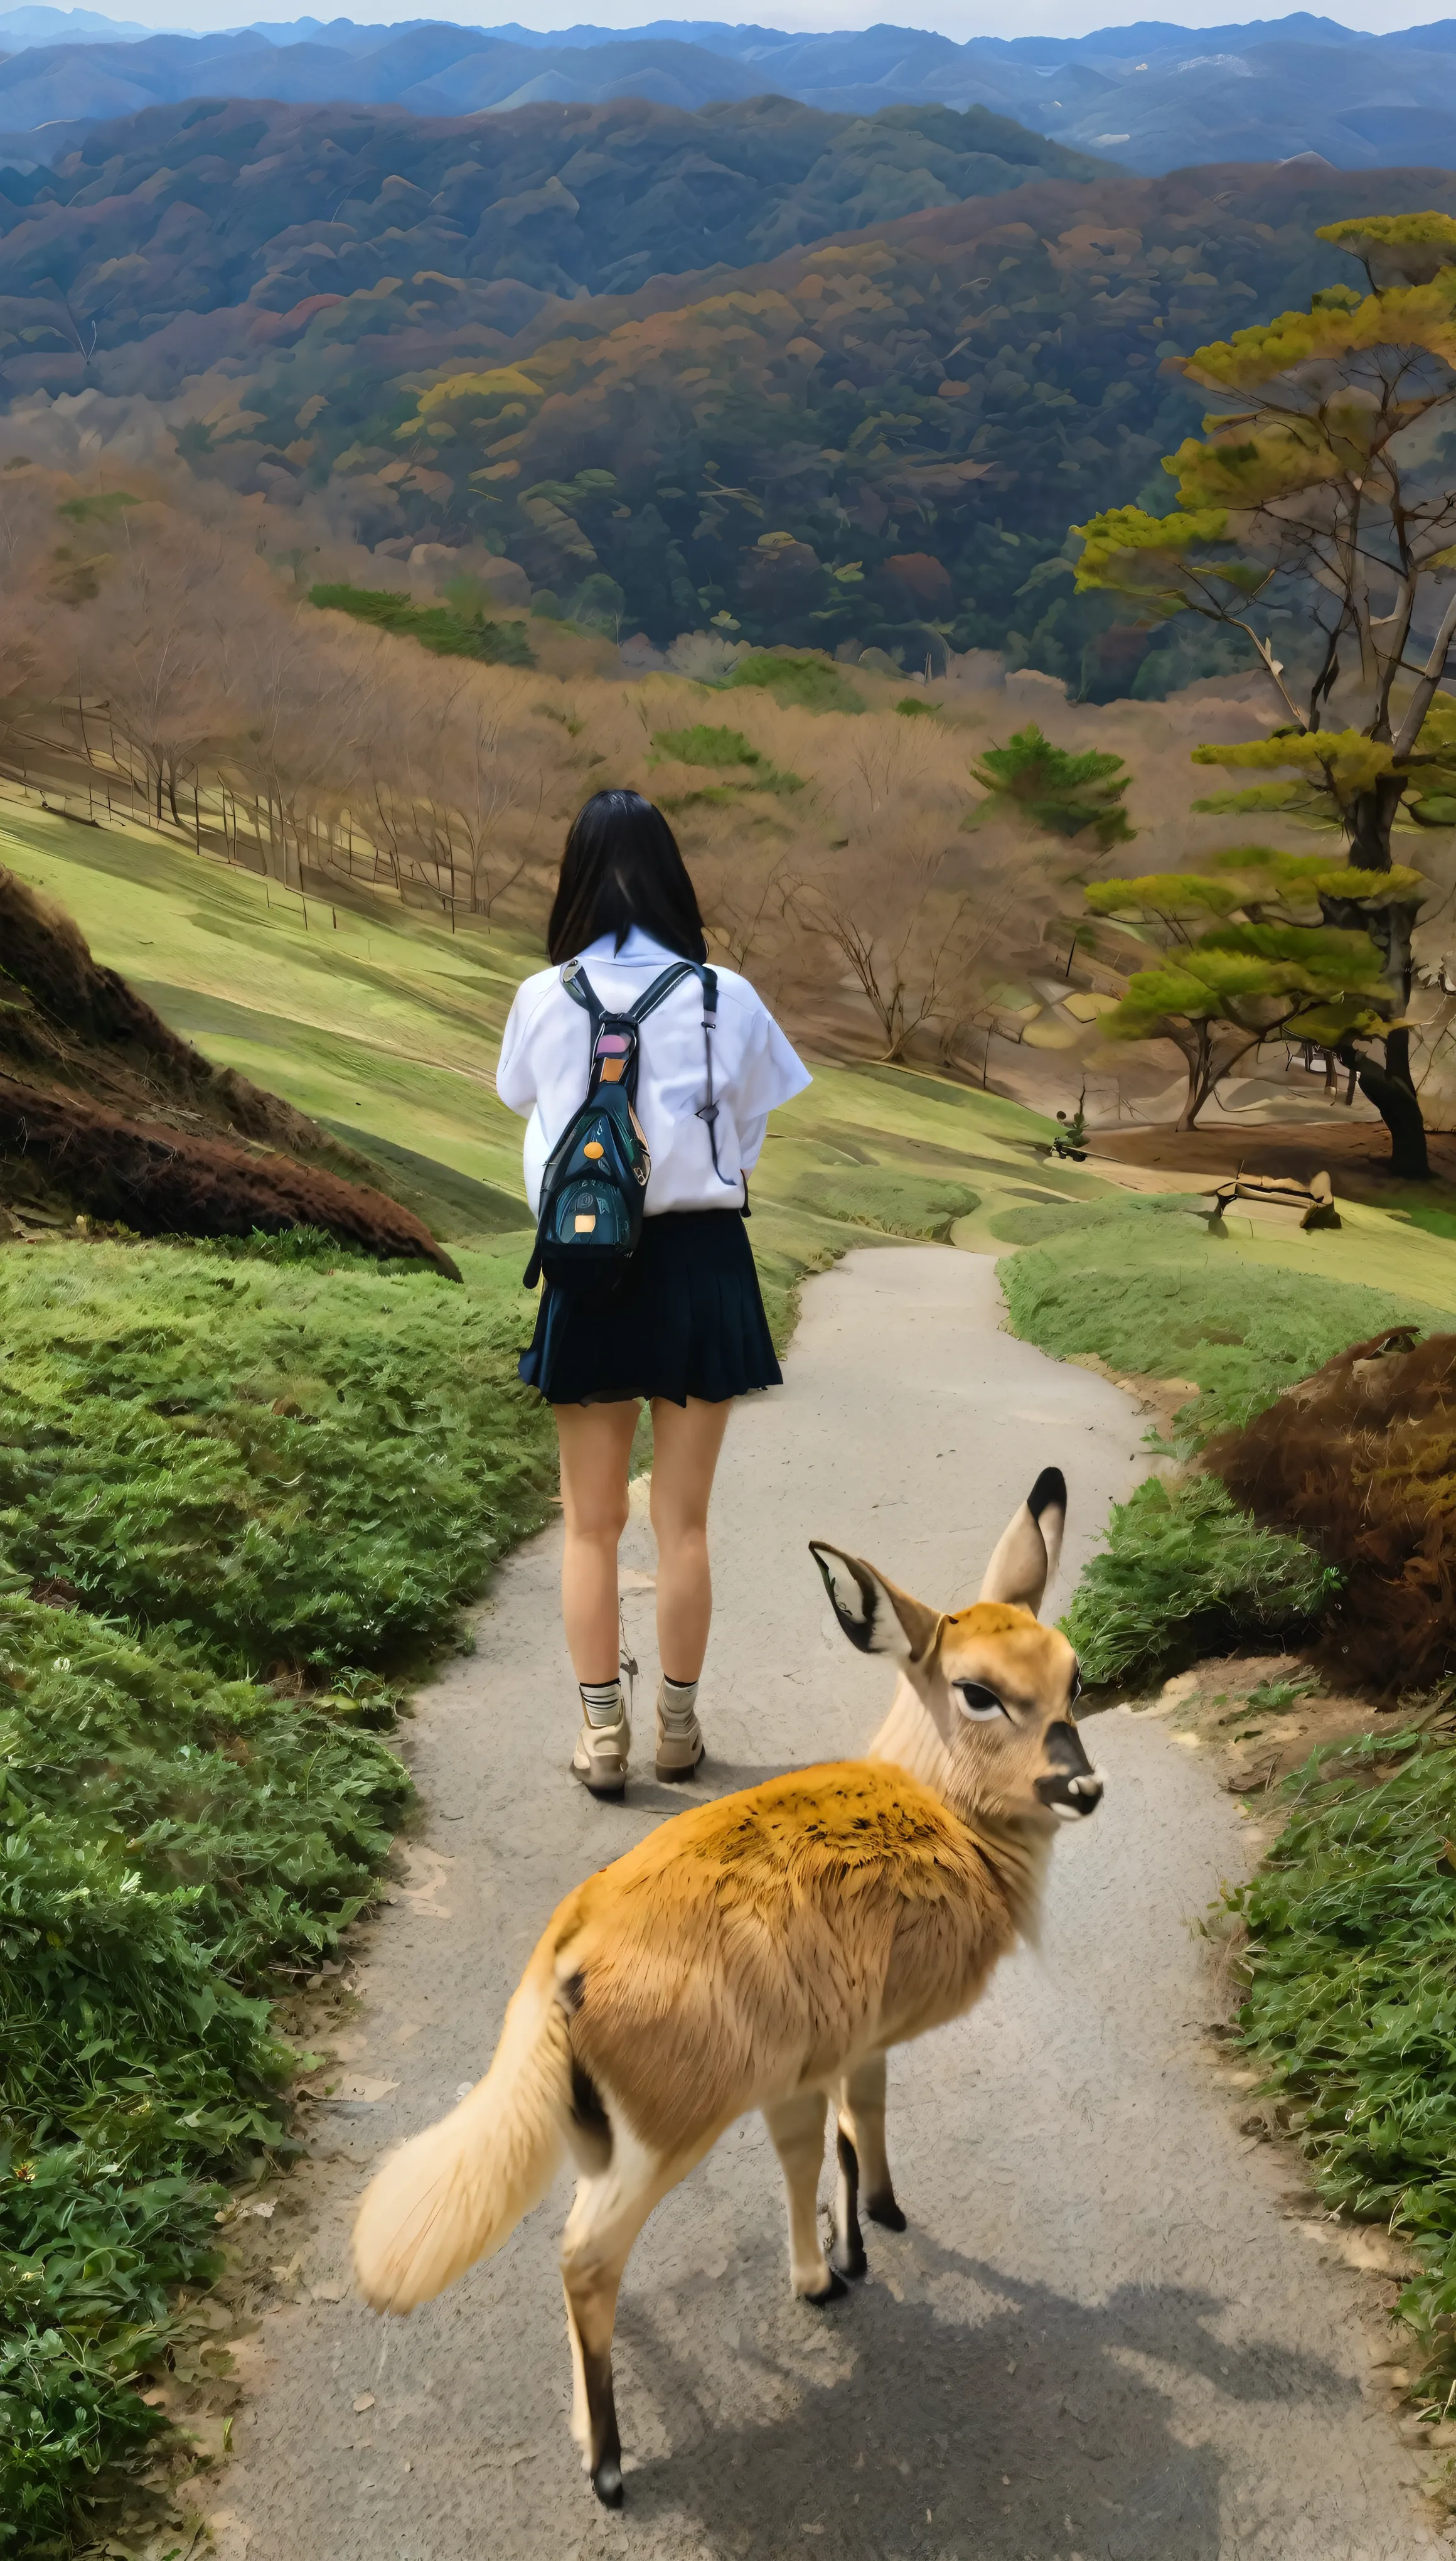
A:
213;1248;1450;2561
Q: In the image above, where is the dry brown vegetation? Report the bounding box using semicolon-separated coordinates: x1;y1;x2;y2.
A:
4;407;1456;1122
1206;1327;1456;1693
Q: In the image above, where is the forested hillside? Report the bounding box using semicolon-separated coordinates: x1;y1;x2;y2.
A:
1;91;1454;684
14;133;1436;693
0;92;1100;319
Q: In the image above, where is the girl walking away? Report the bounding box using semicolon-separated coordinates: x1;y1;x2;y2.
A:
497;790;810;1801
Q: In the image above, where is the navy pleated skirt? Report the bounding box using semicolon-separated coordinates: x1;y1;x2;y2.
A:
518;1208;782;1406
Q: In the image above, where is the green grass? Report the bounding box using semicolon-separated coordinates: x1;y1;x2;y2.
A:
796;1168;980;1240
309;582;534;667
1000;1195;1438;1442
650;723;803;802
0;1239;556;1681
1229;1731;1456;2397
0;799;1103;1333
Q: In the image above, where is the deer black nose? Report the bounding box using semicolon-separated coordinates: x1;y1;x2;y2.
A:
1034;1720;1104;1818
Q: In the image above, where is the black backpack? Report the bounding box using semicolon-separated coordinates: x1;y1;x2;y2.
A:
522;957;732;1291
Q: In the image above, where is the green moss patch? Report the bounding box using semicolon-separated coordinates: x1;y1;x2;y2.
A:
0;1590;411;2555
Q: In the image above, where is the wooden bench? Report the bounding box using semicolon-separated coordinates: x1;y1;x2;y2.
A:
1205;1170;1341;1231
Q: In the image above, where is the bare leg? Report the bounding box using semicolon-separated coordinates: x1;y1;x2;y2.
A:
648;1396;731;1682
555;1400;640;1683
836;2051;906;2233
763;2090;842;2304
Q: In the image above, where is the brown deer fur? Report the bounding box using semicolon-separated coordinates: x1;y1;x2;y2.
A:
352;1466;1100;2506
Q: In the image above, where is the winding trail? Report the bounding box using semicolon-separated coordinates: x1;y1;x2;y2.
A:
215;1250;1450;2561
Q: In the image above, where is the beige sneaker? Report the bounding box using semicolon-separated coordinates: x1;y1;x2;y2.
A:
572;1707;630;1800
655;1678;704;1783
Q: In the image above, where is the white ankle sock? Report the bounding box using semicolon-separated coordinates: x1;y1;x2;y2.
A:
659;1675;699;1726
581;1679;623;1729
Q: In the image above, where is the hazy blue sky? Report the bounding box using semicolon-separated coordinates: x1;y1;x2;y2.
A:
60;2;1456;40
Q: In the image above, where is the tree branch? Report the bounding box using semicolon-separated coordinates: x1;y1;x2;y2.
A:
1392;584;1456;758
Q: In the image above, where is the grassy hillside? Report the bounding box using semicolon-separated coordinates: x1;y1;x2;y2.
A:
0;797;1109;1320
9;793;1456;1326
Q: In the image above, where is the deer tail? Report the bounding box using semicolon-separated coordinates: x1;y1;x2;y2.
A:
352;1943;570;2314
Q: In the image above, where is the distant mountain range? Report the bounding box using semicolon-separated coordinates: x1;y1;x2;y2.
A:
8;13;1456;171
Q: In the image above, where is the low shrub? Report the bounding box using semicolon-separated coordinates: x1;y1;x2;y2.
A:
0;1233;555;2545
1229;1731;1456;2392
309;582;534;667
723;652;864;714
0;1589;412;2552
0;1242;555;1679
1061;1472;1337;1691
651;722;803;798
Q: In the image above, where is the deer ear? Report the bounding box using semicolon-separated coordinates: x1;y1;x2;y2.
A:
810;1543;941;1664
978;1467;1066;1616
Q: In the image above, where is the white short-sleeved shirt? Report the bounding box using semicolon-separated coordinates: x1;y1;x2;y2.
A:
496;928;811;1216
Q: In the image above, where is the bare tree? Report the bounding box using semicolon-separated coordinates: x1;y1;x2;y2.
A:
791;829;1022;1065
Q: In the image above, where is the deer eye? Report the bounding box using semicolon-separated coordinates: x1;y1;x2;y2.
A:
955;1681;1008;1722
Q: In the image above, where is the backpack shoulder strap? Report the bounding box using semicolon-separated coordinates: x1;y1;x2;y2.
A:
627;960;698;1026
560;958;604;1026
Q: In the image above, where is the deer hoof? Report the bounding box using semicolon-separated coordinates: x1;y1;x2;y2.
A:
802;2268;847;2306
592;2459;624;2508
865;2193;907;2232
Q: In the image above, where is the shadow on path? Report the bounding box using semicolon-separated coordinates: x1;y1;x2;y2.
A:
612;2225;1359;2560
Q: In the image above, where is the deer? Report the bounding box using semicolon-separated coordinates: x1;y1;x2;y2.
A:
351;1465;1102;2507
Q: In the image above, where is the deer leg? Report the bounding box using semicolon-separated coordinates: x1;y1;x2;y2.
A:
828;2121;867;2279
838;2051;906;2232
763;2090;843;2304
559;2137;668;2508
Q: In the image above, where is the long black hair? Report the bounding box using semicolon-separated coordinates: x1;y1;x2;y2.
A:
547;789;707;965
